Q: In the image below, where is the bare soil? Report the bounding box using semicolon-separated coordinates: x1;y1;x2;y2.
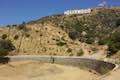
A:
0;61;98;80
102;68;120;80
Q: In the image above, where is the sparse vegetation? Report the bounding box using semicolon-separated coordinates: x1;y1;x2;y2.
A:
25;33;30;38
33;8;120;56
14;35;19;40
17;22;29;53
99;64;111;75
1;34;7;40
77;49;84;56
56;41;67;46
0;8;120;56
67;48;72;53
116;19;120;27
68;31;79;40
91;48;98;53
107;32;120;56
17;22;29;32
36;30;39;33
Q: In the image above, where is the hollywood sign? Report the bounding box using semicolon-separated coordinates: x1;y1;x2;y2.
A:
64;8;92;15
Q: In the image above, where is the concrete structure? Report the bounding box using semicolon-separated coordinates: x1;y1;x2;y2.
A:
64;8;92;15
1;55;116;74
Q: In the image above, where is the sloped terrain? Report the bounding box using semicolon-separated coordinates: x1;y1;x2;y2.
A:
0;7;120;57
0;19;107;56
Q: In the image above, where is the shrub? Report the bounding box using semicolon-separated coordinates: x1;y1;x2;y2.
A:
85;38;94;44
56;41;67;46
0;39;15;56
1;34;7;40
25;33;30;38
98;39;107;45
0;48;9;56
18;24;25;30
67;48;72;53
17;22;28;32
68;31;79;40
77;49;84;56
84;34;95;44
36;30;39;33
40;34;43;37
116;19;120;27
108;43;120;55
107;32;120;56
14;35;19;40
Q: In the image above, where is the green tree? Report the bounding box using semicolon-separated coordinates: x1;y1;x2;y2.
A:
0;39;15;56
116;19;120;27
107;32;120;56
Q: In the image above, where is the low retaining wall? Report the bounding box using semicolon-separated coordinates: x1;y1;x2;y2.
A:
4;55;116;74
53;56;115;74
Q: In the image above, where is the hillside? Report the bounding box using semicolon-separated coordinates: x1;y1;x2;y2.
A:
0;7;120;57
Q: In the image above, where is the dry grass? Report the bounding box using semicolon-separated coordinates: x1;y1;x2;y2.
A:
0;24;107;56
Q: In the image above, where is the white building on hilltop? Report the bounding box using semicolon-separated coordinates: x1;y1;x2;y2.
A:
64;8;92;15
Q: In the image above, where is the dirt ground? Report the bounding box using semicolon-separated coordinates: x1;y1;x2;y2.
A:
0;61;98;80
102;68;120;80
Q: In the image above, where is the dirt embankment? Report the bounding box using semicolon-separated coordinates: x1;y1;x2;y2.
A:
0;61;98;80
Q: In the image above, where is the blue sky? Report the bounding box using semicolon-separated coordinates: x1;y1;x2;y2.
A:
0;0;120;26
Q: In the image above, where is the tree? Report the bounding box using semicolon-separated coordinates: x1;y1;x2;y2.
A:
107;32;120;56
0;39;15;56
116;19;120;27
